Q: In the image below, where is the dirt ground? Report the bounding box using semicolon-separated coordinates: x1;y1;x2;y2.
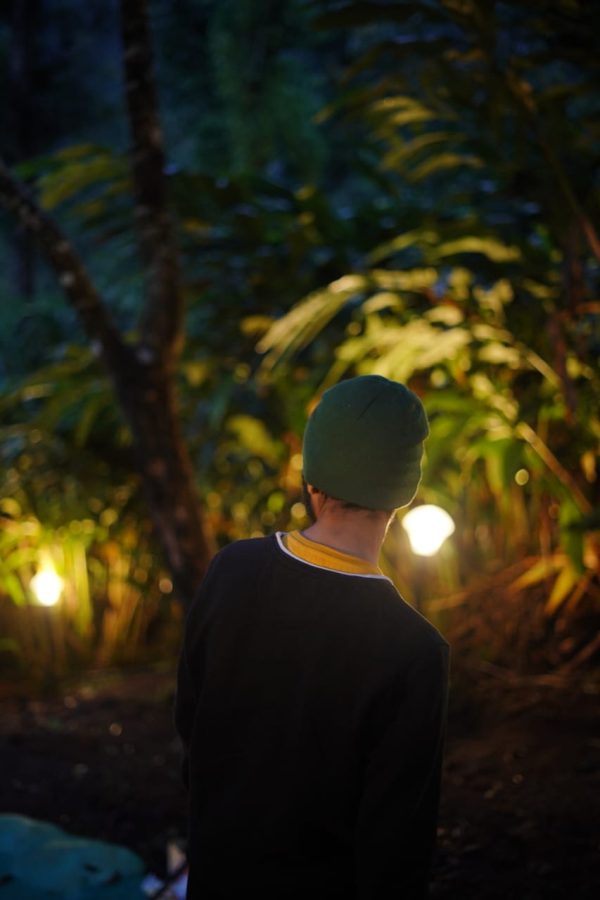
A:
0;664;598;899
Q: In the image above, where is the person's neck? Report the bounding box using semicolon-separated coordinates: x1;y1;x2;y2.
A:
301;513;389;566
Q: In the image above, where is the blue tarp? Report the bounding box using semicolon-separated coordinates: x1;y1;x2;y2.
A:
0;815;146;899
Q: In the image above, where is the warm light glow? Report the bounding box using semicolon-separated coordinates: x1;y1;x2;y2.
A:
31;567;64;607
291;502;306;519
402;505;455;557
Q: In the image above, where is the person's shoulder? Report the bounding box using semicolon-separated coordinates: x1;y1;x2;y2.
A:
214;534;276;564
187;536;276;611
208;534;277;579
375;578;449;650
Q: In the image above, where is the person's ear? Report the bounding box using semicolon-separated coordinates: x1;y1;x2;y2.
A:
306;483;325;517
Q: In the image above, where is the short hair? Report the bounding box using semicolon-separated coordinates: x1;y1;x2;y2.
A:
312;483;394;517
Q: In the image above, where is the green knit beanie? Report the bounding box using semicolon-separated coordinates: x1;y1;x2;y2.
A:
302;375;429;510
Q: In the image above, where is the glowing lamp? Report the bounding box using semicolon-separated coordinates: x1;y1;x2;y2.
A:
402;505;455;557
31;567;64;607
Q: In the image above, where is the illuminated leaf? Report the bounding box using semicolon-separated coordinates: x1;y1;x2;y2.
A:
383;132;459;170
370;268;438;291
367;229;438;265
39;150;128;210
257;274;369;369
226;415;282;467
434;237;522;263
409;153;484;181
0;572;27;606
545;564;580;614
508;555;565;592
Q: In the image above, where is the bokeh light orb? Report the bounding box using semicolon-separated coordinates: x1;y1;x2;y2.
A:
402;505;455;557
31;568;64;607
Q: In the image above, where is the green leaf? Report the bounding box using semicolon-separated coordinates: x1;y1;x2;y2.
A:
509;555;565;593
226;416;282;467
364;319;470;381
257;274;369;370
370;268;438;291
409;153;484;181
0;572;27;606
383;132;460;169
74;391;106;448
434;237;522;263
54;143;107;162
383;108;438;128
361;292;403;314
38;149;128;210
367;229;438;265
478;342;522;367
560;500;586;574
2;547;39;570
545;564;580;614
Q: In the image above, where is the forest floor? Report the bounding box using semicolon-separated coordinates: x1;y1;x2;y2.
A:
0;664;598;899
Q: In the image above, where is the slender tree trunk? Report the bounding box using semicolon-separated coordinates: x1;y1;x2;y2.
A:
117;0;216;598
120;0;184;361
0;0;216;603
112;353;214;602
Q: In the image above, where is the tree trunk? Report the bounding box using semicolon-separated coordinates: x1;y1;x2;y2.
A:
117;0;217;598
0;0;217;604
113;353;214;603
120;0;184;361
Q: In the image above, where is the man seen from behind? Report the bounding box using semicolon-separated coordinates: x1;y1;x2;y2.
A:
175;374;450;899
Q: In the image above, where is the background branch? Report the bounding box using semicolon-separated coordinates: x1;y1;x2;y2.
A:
0;158;127;372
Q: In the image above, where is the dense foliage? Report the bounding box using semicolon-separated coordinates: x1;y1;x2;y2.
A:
0;0;598;680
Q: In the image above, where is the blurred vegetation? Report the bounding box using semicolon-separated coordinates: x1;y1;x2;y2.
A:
0;0;599;684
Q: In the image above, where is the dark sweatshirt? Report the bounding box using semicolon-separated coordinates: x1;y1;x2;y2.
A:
175;532;449;900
